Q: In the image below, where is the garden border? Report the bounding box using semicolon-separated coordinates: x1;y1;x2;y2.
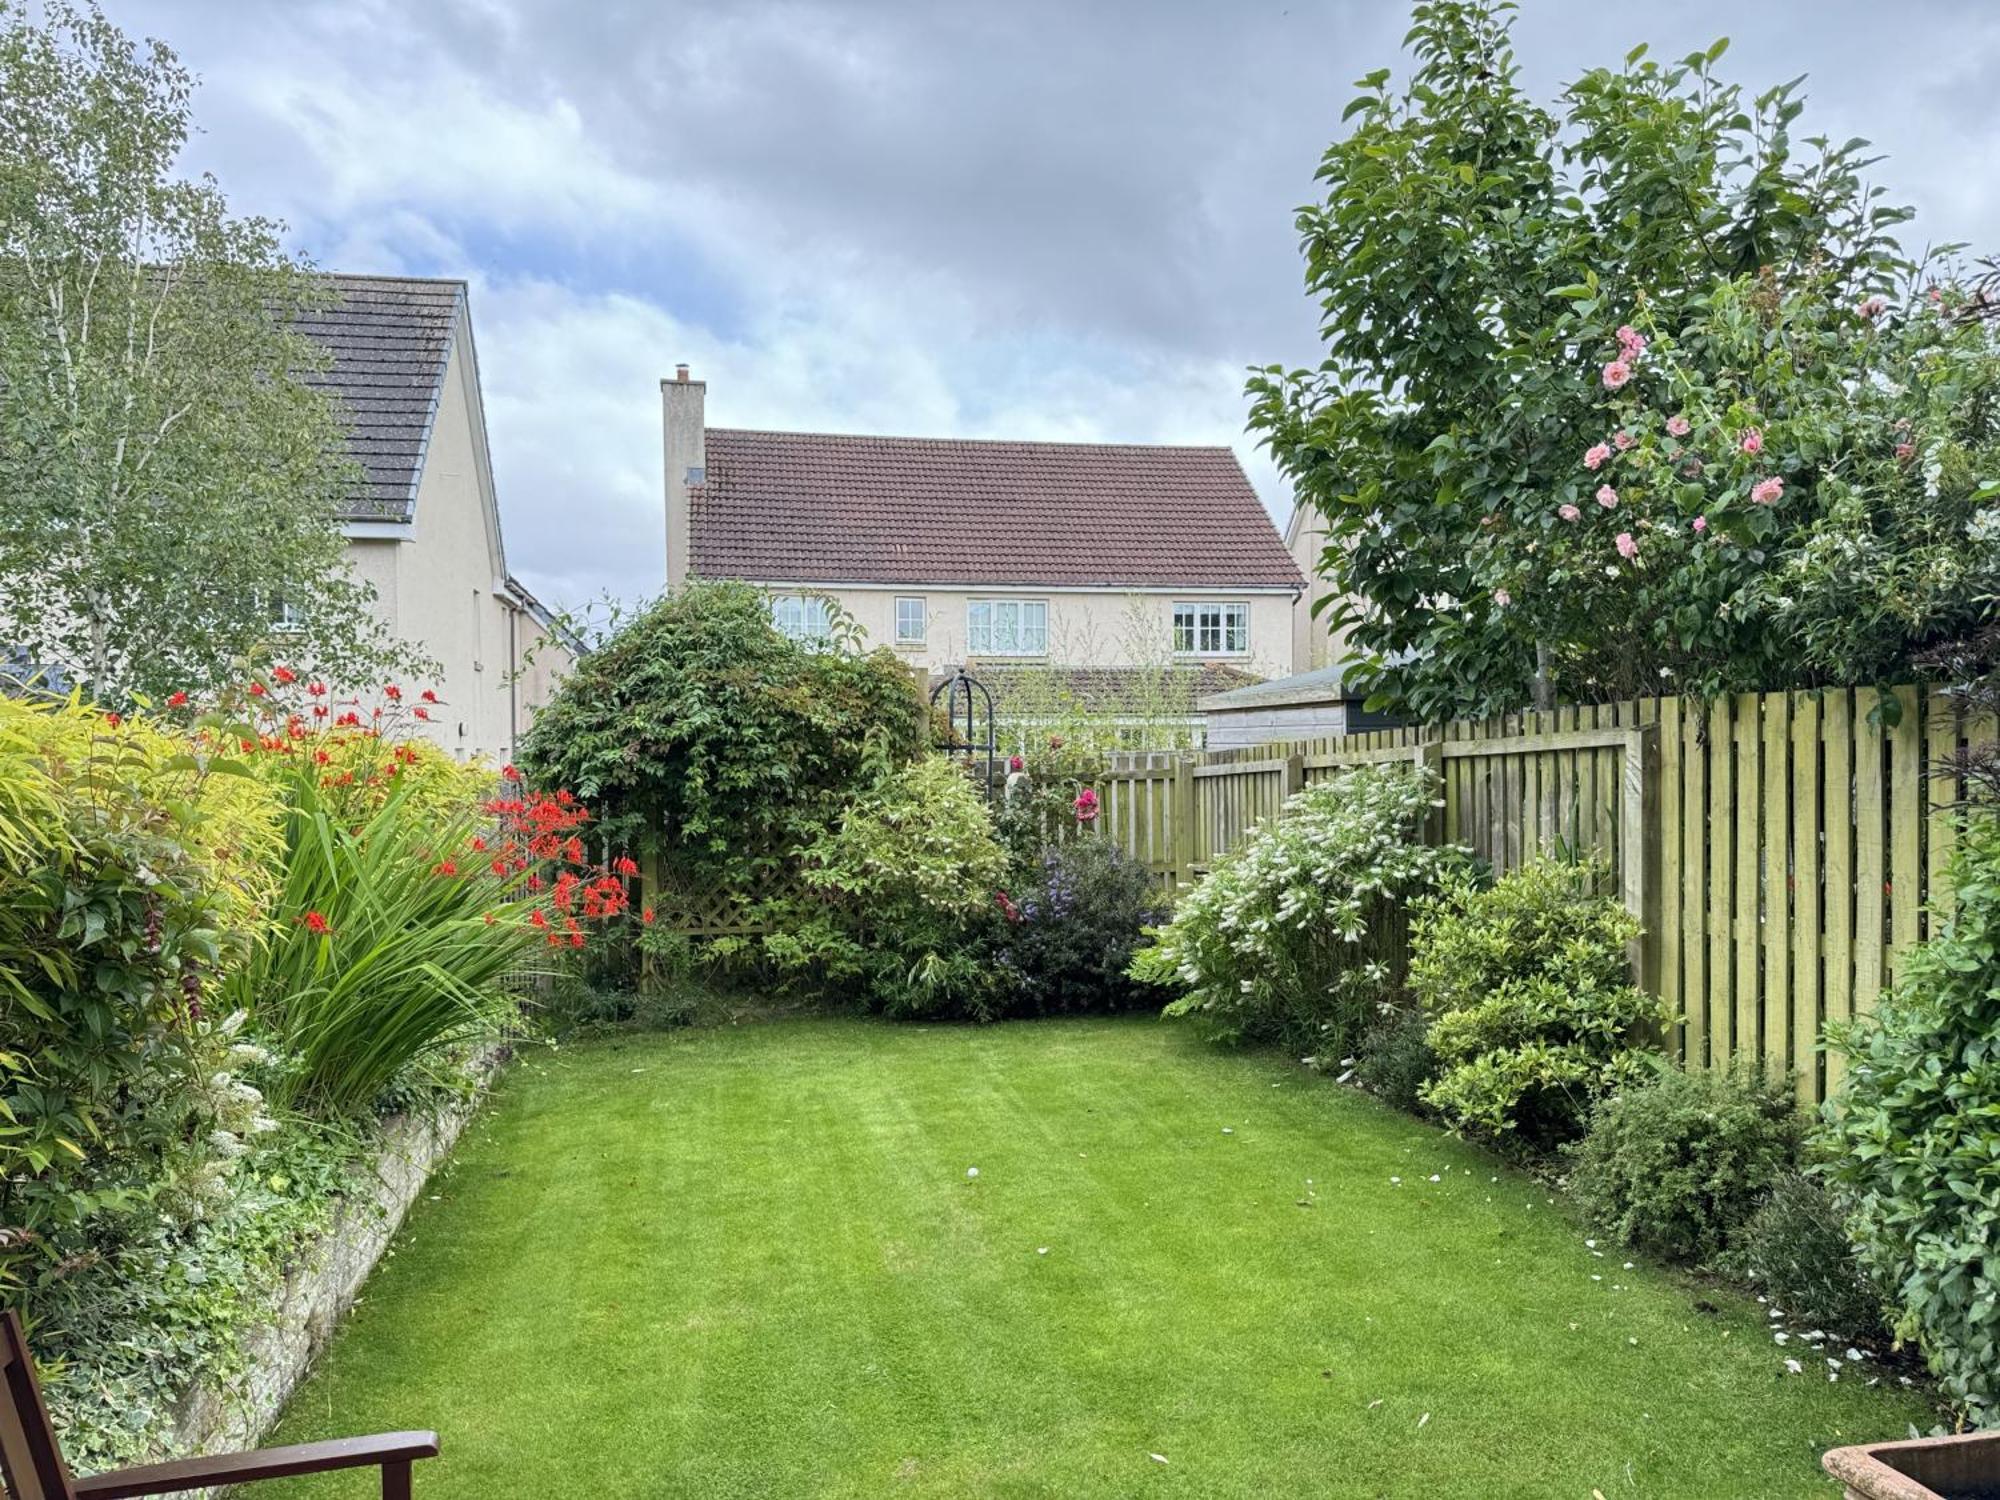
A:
160;1052;505;1494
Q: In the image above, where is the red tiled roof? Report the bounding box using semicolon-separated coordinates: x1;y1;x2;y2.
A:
689;429;1304;590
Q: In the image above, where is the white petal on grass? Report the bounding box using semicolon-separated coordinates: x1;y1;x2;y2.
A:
1417;1412;1430;1430
1149;1453;1169;1465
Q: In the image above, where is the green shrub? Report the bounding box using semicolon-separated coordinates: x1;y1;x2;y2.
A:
517;581;927;898
1822;811;2000;1422
1567;1063;1803;1264
775;756;1011;1019
1354;1005;1437;1113
0;698;279;1293
1725;1173;1889;1343
1132;764;1463;1055
1416;859;1666;1153
995;837;1165;1015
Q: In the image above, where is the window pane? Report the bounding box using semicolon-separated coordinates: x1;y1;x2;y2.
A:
1225;604;1248;653
1173;605;1195;654
994;601;1020;654
1022;601;1047;655
967;601;990;654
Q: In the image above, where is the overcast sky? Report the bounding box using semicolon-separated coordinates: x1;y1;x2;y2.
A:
111;0;2000;611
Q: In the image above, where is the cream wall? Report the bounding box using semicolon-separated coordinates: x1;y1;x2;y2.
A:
767;584;1296;679
341;335;572;763
1284;504;1350;674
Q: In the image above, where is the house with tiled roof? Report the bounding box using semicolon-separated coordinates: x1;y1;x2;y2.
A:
302;274;574;761
660;369;1305;688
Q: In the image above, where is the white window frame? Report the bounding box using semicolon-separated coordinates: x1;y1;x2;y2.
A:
966;598;1048;657
1173;601;1249;657
771;593;832;643
894;596;927;646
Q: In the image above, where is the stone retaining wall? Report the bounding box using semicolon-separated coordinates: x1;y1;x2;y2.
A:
164;1058;501;1493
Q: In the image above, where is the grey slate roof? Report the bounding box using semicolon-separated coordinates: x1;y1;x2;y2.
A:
296;274;464;521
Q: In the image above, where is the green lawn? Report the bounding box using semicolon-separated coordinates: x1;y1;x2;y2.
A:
259;1018;1928;1498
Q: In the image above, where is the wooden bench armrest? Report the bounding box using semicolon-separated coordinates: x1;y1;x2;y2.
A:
73;1431;439;1497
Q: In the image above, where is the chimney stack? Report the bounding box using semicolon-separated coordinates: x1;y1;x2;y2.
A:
661;366;706;593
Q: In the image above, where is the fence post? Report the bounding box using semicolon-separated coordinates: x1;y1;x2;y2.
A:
1283;749;1305;799
1413;737;1445;845
1621;723;1659;993
1173;753;1195;887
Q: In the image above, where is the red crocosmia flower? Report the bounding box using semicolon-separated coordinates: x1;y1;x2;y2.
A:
166;691;188;708
483;912;496;925
569;932;585;948
301;911;331;935
103;712;122;728
306;680;326;697
383;684;402;701
526;874;543;891
249;682;268;697
434;859;459;876
491;858;508;877
314;749;331;765
614;855;639;877
564;836;585;863
471;836;488;851
501;763;519;780
272;666;296;685
420;689;439;704
529;909;548;929
642;907;656;925
413;708;431;722
312;704;329;719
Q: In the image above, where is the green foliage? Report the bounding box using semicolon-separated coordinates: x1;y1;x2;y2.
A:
32;1111;366;1473
775;756;1010;1019
1250;0;1938;718
222;763;534;1114
0;0;415;702
1133;764;1463;1055
0;697;279;1292
1354;1005;1438;1113
994;838;1165;1016
517;581;926;897
1416;860;1667;1152
1822;812;2000;1423
989;735;1104;875
1724;1173;1890;1343
1568;1063;1803;1265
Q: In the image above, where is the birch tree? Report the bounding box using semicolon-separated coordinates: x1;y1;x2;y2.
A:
0;0;413;704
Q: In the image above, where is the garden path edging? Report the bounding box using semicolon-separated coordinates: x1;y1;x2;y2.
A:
165;1052;506;1492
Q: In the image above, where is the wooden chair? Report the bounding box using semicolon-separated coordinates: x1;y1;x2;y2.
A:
1;1311;437;1499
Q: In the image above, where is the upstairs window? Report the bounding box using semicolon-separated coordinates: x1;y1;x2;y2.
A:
1173;601;1249;656
895;596;927;646
771;594;832;643
966;599;1048;657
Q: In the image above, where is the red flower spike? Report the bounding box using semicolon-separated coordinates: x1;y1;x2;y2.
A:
272;666;296;685
166;691;188;708
420;689;440;704
301;911;331;935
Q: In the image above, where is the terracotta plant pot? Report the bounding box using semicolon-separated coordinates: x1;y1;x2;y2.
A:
1822;1432;2000;1499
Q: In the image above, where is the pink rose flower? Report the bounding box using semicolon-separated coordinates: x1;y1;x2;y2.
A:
1595;485;1619;509
1008;754;1025;772
1492;588;1512;607
1583;442;1612;470
1073;787;1099;822
1615;532;1639;560
1692;515;1708;534
1750;476;1784;505
1558;503;1581;522
1740;427;1763;455
1616;324;1647;357
1613;430;1635;451
1666;414;1691;437
1858;296;1887;319
1602;359;1632;390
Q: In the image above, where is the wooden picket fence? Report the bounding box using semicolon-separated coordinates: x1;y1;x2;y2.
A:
1098;686;1993;1104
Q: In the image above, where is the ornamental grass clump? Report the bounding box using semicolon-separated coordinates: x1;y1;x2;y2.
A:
1131;763;1462;1055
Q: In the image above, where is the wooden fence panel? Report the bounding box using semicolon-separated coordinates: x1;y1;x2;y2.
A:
1093;685;1989;1104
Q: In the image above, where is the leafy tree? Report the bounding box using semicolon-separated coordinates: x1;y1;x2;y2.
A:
0;0;407;704
1252;0;1917;717
516;581;928;893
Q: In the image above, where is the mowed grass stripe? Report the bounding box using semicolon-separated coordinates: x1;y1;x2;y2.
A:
257;1018;1927;1498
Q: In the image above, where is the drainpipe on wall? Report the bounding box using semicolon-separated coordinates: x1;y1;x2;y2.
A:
506;600;519;761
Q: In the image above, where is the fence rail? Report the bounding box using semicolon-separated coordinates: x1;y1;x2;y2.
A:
1099;687;1991;1104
